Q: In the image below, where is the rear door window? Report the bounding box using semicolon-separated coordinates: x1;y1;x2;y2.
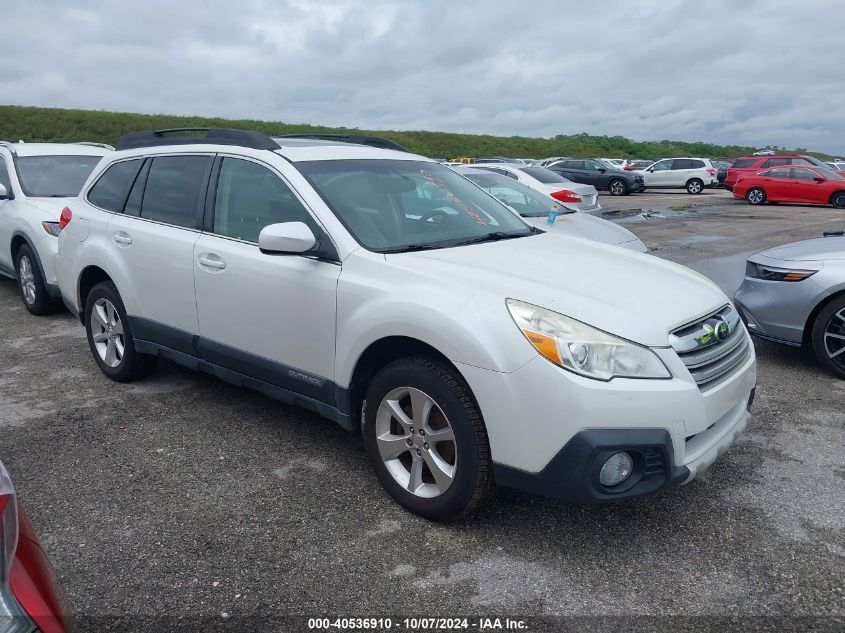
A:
762;158;790;168
564;160;584;169
790;157;814;166
139;155;212;229
87;159;143;212
671;159;692;170
731;159;757;168
761;168;791;178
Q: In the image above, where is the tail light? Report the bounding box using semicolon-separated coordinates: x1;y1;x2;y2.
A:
706;168;716;176
58;207;72;230
0;461;34;631
550;190;583;203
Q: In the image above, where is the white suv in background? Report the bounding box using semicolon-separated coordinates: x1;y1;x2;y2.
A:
0;141;111;313
57;128;756;520
636;157;718;194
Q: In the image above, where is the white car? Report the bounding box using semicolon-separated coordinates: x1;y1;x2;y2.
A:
635;158;718;194
453;166;646;252
0;141;111;313
57;128;756;520
600;158;625;168
466;163;602;214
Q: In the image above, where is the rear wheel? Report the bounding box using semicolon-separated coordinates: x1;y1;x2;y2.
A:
608;179;627;196
831;191;845;209
15;244;56;315
362;356;494;521
84;281;158;382
746;187;767;205
811;297;845;379
686;178;704;194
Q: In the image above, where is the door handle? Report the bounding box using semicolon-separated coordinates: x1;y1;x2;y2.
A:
113;231;132;245
198;254;226;270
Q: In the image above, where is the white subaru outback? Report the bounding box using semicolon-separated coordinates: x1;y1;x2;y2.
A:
0;141;111;313
56;129;756;520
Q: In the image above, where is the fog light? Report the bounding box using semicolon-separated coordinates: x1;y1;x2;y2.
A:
599;451;633;487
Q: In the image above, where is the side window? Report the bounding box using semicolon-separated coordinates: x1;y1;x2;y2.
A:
212;158;318;243
651;160;672;171
585;160;604;171
689;159;705;169
86;159;142;212
790;158;813;166
791;168;817;181
762;168;790;178
139;156;212;229
566;160;585;170
763;158;789;168
0;157;11;192
671;159;691;170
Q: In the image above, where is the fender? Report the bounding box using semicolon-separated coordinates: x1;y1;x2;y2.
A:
10;230;60;297
70;232;135;316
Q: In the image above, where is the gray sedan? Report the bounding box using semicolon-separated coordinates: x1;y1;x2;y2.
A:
734;232;845;378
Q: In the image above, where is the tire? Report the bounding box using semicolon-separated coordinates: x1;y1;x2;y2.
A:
746;187;767;205
686;178;704;194
831;191;845;209
84;281;158;382
608;179;627;196
811;296;845;379
15;244;56;315
362;356;494;521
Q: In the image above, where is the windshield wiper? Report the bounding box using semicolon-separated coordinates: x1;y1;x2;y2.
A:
382;243;445;253
453;231;530;247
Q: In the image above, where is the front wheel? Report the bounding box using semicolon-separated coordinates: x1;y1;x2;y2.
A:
362;356;494;521
686;178;704;194
15;244;56;315
608;179;627;196
811;297;845;379
746;187;767;205
84;281;158;382
831;191;845;209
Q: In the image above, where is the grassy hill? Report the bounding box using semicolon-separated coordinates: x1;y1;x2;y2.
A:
0;104;827;160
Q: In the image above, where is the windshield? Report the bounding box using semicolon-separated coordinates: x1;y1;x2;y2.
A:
462;171;574;217
16;155;102;197
821;169;845;181
296;160;533;252
519;167;572;184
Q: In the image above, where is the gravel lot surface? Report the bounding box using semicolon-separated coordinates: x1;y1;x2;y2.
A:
1;189;843;632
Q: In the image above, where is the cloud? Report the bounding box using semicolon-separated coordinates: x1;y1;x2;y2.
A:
1;0;843;153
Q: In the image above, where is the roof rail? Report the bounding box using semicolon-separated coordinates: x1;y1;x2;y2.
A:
115;128;280;151
0;141;16;155
71;141;115;151
274;133;410;153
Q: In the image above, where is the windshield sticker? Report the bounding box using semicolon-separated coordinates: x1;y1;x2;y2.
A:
419;169;488;226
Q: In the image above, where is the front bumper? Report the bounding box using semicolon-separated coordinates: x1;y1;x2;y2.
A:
457;340;756;502
629;180;646;193
734;274;823;344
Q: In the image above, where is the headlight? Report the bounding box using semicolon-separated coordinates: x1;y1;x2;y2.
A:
506;299;670;380
745;261;817;282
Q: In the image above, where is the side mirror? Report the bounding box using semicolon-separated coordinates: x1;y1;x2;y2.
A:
258;222;317;254
0;183;10;200
647;167;655;172
813;176;825;182
598;168;606;173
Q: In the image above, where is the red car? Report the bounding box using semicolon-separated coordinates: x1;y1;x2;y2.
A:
1;460;70;633
724;154;845;190
733;165;845;208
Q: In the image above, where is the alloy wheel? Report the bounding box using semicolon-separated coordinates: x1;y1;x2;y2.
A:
747;189;764;204
91;298;125;368
18;256;36;305
688;180;703;194
823;307;845;369
374;386;457;498
609;180;625;195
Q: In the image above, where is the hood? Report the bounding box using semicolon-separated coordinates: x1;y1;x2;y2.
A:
24;198;73;219
752;236;845;263
521;213;643;250
386;232;728;347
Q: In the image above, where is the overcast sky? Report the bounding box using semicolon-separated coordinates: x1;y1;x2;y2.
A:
3;0;844;154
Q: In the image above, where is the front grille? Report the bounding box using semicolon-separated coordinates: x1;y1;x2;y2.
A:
670;305;752;391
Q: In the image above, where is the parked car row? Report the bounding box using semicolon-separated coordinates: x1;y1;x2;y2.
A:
2;129;759;524
725;155;845;209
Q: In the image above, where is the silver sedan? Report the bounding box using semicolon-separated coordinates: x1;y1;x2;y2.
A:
734;232;845;378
